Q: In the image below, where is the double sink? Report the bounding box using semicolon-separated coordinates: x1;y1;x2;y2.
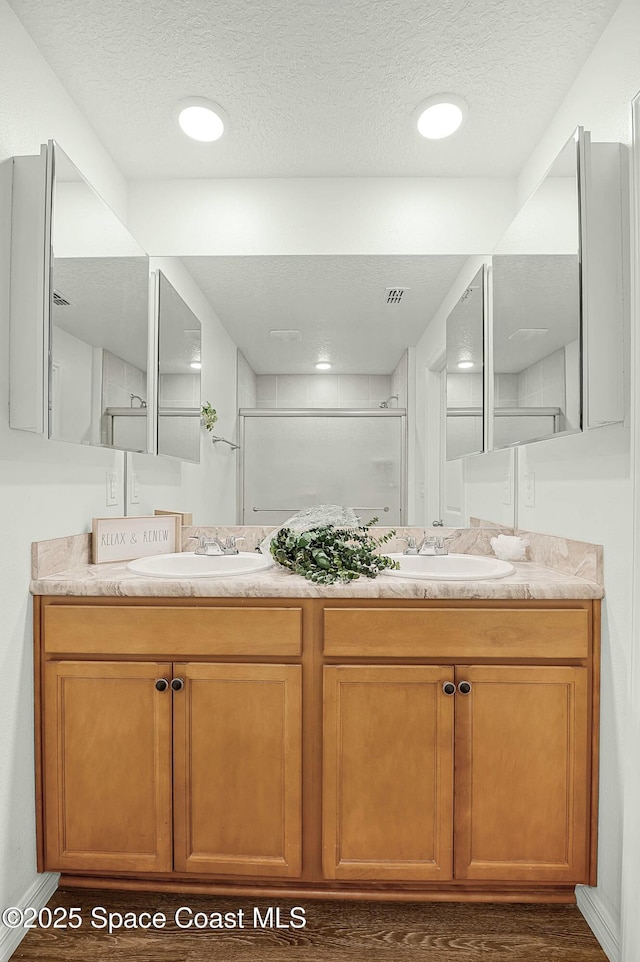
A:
127;551;515;582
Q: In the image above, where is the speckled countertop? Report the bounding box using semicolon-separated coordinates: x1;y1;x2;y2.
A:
29;526;604;600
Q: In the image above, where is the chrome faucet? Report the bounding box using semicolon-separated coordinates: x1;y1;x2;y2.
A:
188;534;245;556
399;536;420;555
219;536;245;555
418;536;452;556
189;535;224;556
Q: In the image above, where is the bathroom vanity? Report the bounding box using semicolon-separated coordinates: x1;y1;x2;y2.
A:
31;536;602;904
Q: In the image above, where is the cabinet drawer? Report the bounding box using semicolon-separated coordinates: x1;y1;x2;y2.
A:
323;607;590;660
43;605;302;657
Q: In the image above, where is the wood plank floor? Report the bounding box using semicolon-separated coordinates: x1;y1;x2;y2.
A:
11;888;609;962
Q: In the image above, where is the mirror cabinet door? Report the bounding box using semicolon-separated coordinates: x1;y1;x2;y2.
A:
49;142;151;452
156;272;201;463
490;131;582;449
445;266;485;461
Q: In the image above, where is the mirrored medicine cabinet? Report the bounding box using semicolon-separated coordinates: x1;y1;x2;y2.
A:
8;141;202;463
50;142;151;451
491;131;583;450
445;266;485;462
156;271;201;463
446;126;627;461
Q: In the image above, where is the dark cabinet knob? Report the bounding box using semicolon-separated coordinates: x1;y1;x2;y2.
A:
458;681;472;695
442;682;456;695
171;677;185;692
155;678;169;692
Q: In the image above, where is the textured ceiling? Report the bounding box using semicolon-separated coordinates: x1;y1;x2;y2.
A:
52;257;150;370
181;254;468;374
9;0;621;179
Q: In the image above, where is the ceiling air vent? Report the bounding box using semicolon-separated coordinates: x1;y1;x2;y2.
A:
457;284;480;305
269;330;302;341
52;290;71;307
385;287;409;305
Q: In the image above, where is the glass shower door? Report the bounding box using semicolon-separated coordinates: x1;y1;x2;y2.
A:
241;412;405;525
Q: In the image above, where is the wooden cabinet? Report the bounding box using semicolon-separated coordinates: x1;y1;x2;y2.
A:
173;663;302;877
43;660;173;874
38;601;304;879
35;596;599;902
322;663;590;886
454;666;589;883
323;665;454;881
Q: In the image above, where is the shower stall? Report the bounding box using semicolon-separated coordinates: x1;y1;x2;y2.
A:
239;408;406;526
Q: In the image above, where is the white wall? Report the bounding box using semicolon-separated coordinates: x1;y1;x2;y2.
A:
237;352;257;409
50;327;94;443
0;1;144;939
129;177;516;256
0;2;127;220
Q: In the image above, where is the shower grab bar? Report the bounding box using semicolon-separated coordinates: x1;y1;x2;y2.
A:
211;435;241;451
252;506;391;513
447;406;561;417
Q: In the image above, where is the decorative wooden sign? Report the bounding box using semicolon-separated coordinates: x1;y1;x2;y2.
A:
92;515;182;564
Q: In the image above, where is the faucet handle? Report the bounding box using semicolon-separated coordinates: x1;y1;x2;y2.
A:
398;533;422;555
223;536;246;554
188;535;208;549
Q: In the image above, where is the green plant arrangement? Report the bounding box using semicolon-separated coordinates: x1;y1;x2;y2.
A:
269;520;399;585
201;402;218;431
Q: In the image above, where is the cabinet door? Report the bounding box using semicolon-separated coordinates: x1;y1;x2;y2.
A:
173;663;302;877
43;661;173;873
323;666;454;881
454;666;589;882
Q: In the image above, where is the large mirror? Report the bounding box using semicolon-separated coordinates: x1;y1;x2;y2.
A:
49;142;151;452
491;131;582;448
445;266;485;460
156;272;201;463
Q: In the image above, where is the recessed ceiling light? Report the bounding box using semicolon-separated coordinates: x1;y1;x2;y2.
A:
414;94;468;140
175;98;228;142
457;361;474;369
190;361;202;370
315;362;332;371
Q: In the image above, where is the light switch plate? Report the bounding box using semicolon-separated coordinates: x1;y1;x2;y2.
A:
106;472;119;507
129;472;140;505
502;473;512;505
523;471;535;508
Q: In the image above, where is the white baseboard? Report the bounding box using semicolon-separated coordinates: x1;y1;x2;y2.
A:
576;885;621;962
0;873;59;962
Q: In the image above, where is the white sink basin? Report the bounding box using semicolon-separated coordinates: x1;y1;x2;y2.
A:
383;553;515;581
126;552;273;579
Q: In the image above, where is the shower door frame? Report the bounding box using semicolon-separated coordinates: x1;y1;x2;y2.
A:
238;408;407;526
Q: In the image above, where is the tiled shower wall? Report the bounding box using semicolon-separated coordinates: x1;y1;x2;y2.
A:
159;374;200;408
244;351;408;410
102;349;147;409
254;373;393;408
237;351;257;409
